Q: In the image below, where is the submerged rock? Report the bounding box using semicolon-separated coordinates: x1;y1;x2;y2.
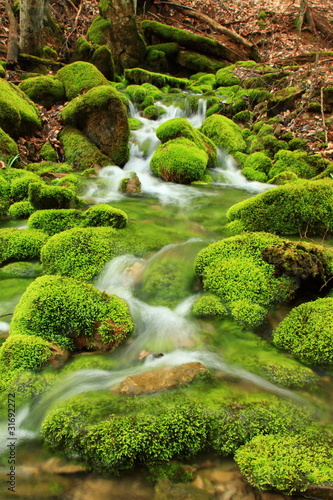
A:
154;478;214;500
113;362;208;395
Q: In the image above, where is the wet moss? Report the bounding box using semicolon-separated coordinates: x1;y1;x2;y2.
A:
200;114;246;154
87;15;112;45
59;126;111;170
0;334;52;371
10;171;42;202
40;142;58;162
18;76;65;109
28;182;77;210
0;127;19;159
0;228;49;266
8;201;35;219
124;67;188;89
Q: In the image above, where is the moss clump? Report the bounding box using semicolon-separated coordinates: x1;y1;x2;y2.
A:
243;152;272;175
9;201;35;219
235;431;333;494
83;204;128;228
195;233;297;328
124;68;188;89
87;15;112;45
270;150;324;179
40;141;58;162
288;137;309;151
156;118;217;168
200;114;246;154
59;126;111;170
28;182;76;210
28;209;83;235
60;86;129;166
226;179;333;236
0;334;52;371
215;66;241;87
0;127;19;159
10;171;42;202
10;275;134;351
0;228;49;266
267;86;303;117
56;61;109;100
128;118;142;130
272;298;333;367
192;294;228;318
18;76;65;109
91;45;115;81
150;138;208;184
0;78;42;137
25;161;73;174
176;50;227;74
0;261;41;279
233;110;255;124
267;170;299;185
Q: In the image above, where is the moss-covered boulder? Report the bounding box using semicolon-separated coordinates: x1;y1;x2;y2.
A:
56;61;109;100
226;179;333;236
28;182;76;210
87;15;112;45
235;430;333;494
267;86;304;117
59;126;112;170
10;171;42;202
91;45;115;81
28;208;83;235
0;228;49;266
195;232;297;327
200;114;246;154
60;85;129;166
124;67;188;89
40;141;58;162
83;204;128;228
18;76;65;109
150;137;208;184
176;50;227;74
8;201;35;219
10;275;134;351
272;298;333;367
155;118;217;168
216;66;241;87
0;78;42;137
0;127;19;160
269;150;326;180
0;334;53;371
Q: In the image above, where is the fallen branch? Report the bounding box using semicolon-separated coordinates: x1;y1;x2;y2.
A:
4;0;19;68
160;1;259;60
73;0;83;30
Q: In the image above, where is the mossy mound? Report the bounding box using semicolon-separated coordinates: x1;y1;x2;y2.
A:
0;261;41;279
0;228;49;266
0;127;19;159
124;68;188;89
269;150;326;180
10;275;133;351
226;179;333;236
40;142;58;162
8;201;35;219
272;298;333;367
18;76;65;109
0;334;52;371
176;50;227;74
200;114;246;154
215;66;241;87
28;182;77;210
192;294;228;318
150;137;208;184
83;204;128;228
195;233;297;328
235;430;333;494
60;126;112;170
155;118;217;168
267;86;303;117
28;209;84;235
91;45;115;81
10;171;42;202
56;61;109;100
86;15;112;45
0;78;42;137
60;85;129;166
25;161;74;174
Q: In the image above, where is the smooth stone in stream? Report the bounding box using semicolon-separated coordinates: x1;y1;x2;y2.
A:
154;478;214;500
112;362;208;395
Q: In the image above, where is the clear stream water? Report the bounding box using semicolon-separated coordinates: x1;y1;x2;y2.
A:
0;98;331;499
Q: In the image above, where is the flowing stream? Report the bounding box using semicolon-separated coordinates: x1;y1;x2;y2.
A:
0;96;331;499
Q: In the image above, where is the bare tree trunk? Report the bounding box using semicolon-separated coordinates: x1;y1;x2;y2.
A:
20;0;49;55
99;0;146;73
5;0;19;68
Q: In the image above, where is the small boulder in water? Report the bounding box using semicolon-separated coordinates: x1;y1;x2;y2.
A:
112;361;208;395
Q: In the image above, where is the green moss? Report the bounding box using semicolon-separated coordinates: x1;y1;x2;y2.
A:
125;84;148;104
150;137;208;184
83;204;128;228
267;170;299;184
0;334;52;371
243;152;272;174
146;42;179;57
233;110;254;124
145;49;168;73
128;117;142;130
25;161;73;174
87;15;112;45
10;275;133;350
241;167;268;183
227;179;333;236
142;105;165;120
9;201;35;219
192;294;228;318
91;45;115;81
124;68;188;89
288;137;309;151
271;149;324;179
235;431;333;493
40;142;58;162
273;298;333;367
18;76;65;109
28;182;76;210
216;66;241;87
56;61;109;100
0;261;41;279
267;86;303;117
0;127;19;159
59;126;111;170
0;78;42;137
200;114;246;154
176;50;227;74
28;209;83;235
73;36;92;62
195;233;297;327
10;171;42;202
0;228;49;266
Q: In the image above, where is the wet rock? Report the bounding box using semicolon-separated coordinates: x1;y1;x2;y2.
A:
120;174;142;194
72;476;153;500
154;478;214;500
49;344;71;368
113;362;208;395
305;485;333;500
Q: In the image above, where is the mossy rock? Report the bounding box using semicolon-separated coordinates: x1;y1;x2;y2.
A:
91;45;115;81
0;261;41;279
272;298;333;367
0;127;19;159
59;126;111;170
0;228;49;266
124;68;188;89
25;161;73;174
0;334;53;371
268;170;300;185
73;36;93;62
8;201;35;219
0;78;42;137
86;15;112;45
226;179;333;236
56;61;109;100
243;152;272;174
145;48;168;73
28;182;78;210
18;76;65;109
215;66;241;87
267;86;304;117
128;118;142;130
146;42;179;58
28;208;84;235
200;114;246;154
195;232;297;328
10;171;42;202
60;85;129;166
269;150;324;180
83;204;128;228
40;142;58;162
192;294;228;318
10;275;134;351
176;50;227;74
235;431;333;494
150;137;208;184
